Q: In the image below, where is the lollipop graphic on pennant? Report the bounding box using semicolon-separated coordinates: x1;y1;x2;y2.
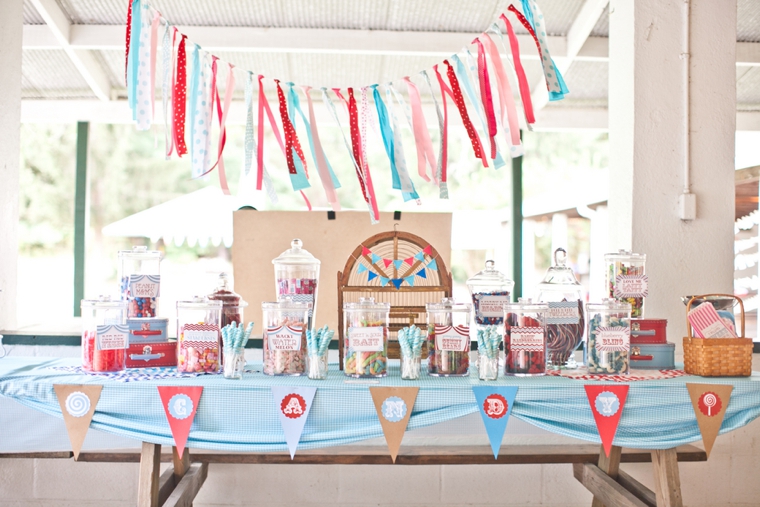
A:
65;391;91;417
698;392;722;417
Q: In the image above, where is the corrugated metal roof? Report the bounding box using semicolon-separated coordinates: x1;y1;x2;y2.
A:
738;0;760;43
21;50;96;99
737;66;760;111
552;60;608;107
23;0;46;24
590;4;609;38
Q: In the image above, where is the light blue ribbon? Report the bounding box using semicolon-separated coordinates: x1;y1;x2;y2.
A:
161;23;171;157
283;83;311;192
419;71;448;199
188;44;200;163
128;0;141;119
520;0;568;101
244;72;254;176
384;85;419;202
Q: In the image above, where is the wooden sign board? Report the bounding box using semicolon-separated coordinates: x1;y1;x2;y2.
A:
232;211;452;336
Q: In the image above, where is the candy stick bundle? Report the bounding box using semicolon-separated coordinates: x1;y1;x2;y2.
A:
222;322;254;349
477;325;501;359
398;326;423;358
306;326;335;357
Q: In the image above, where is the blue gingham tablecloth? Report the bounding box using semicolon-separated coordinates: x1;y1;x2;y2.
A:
1;356;760;452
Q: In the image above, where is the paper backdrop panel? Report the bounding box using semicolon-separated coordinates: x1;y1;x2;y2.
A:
232;210;452;336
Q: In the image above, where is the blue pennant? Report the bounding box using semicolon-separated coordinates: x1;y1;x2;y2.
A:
391;279;403;290
472;386;518;459
371;253;382;264
393;260;404;270
357;264;368;274
414;252;425;262
417;268;427;279
427;259;438;271
368;271;378;282
404;276;415;287
380;277;390;287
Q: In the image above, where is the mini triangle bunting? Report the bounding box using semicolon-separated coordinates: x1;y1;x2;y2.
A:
380;277;390;287
362;246;371;256
272;386;317;459
427;259;438;271
414;252;425;262
404;276;415;287
417;268;427;279
53;384;103;460
371;253;382;264
393;260;404;270
368;271;378;282
423;245;432;255
391;279;403;289
383;258;393;268
357;263;368;274
404;257;415;266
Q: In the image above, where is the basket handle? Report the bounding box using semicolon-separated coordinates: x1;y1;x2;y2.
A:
685;294;744;338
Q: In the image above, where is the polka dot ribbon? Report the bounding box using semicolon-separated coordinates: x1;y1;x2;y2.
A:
275;79;307;177
444;60;487;168
508;5;543;62
474;38;497;160
500;13;535;125
124;0;132;85
518;0;568;99
173;34;188;156
345;88;369;203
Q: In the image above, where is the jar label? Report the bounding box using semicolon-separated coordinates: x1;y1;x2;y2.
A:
348;326;384;352
614;274;648;298
509;327;545;352
595;326;630;352
96;324;129;350
434;325;469;352
182;324;219;344
473;294;510;323
129;274;160;298
547;301;580;324
266;325;303;351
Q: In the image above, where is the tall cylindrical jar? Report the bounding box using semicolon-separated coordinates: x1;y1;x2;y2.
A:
343;298;390;378
176;297;223;374
81;296;128;372
605;250;647;318
272;239;320;332
118;246;161;318
466;260;514;341
262;298;309;376
586;299;631;375
536;248;585;370
503;298;548;376
208;272;248;329
426;298;471;376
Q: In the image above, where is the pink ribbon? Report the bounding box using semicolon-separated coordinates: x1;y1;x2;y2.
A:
501;14;535;125
208;61;233;194
474;39;497;160
149;12;160;119
303;86;340;211
165;28;177;159
360;88;380;222
433;65;450;186
403;77;437;184
480;34;521;148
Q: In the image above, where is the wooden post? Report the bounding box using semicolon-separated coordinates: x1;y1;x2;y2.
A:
591;444;622;507
137;442;161;507
651;448;683;507
173;446;191;482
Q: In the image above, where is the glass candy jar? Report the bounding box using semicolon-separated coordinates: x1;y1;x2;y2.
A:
426;298;471;376
343;298;390;378
262;298;309;376
118;246;161;318
605;250;647;318
272;239;320;332
208;272;248;329
466;261;514;347
536;248;585;370
81;296;128;372
176;297;223;374
504;298;548;376
586;299;631;375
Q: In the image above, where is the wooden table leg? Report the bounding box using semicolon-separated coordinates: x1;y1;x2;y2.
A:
172;446;191;482
591;445;622;507
137;442;161;507
651;448;683;507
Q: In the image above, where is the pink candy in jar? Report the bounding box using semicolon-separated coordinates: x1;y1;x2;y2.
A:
262;299;310;375
272;239;321;332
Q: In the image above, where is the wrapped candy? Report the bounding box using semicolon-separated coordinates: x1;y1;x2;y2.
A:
262;298;309;376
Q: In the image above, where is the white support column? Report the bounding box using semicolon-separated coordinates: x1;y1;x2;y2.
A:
608;0;736;341
0;0;23;330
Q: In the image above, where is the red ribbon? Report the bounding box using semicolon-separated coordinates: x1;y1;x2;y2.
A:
275;80;308;177
444;60;488;168
508;5;543;63
165;28;177;159
474;38;497;160
346;88;369;203
124;0;132;85
433;65;450;185
501;14;535;125
206;57;233;194
173;34;188;157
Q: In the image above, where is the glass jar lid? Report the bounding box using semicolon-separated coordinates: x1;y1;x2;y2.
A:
176;296;224;311
604;249;646;262
587;298;632;312
343;297;391;311
466;260;515;292
536;248;582;293
117;245;162;261
81;295;128;310
208;272;246;306
272;239;321;267
426;297;471;313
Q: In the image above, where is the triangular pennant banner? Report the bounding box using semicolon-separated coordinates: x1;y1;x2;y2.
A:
157;386;203;458
404;257;415;266
427;259;438;271
368;271;379;282
380;277;390;287
686;383;733;458
382;258;393;268
393;260;404;270
416;268;427;279
370;386;419;463
362;246;371;256
357;263;368;274
272;386;317;459
584;384;629;457
53;384;103;460
371;253;382;264
404;276;415;287
423;245;432;255
472;386;518;459
391;279;403;289
414;252;425;262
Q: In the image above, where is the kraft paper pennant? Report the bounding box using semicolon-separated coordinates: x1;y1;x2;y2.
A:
472;386;518;459
53;384;103;460
380;277;390;287
157;386;203;458
686;383;733;458
272;386;317;459
416;268;427;279
584;384;629;457
357;263;368;274
422;245;432;255
370;386;419;463
383;258;393;268
392;260;404;270
368;271;378;282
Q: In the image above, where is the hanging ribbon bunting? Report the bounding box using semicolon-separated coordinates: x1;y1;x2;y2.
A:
473;39;497;159
300;86;342;211
360;88;381;222
499;14;535;125
189;46;212;179
172;33;188;156
161;24;174;159
344;88;370;203
127;0;140;116
275;80;308;178
444;60;488;168
281;83;311;192
149;11;160;120
403;77;437;184
480;33;521;152
382;85;419;202
209;60;234;194
134;1;152;130
243;73;278;202
421;70;448;199
371;85;401;193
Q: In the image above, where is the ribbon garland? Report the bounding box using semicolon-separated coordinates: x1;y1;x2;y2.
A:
384;85;419;202
357;244;436;289
134;1;152;130
423;69;448;199
172;34;188;156
444;60;488;168
404;77;437;184
282;83;311;191
474;38;497;160
161;24;174;159
499;14;535;125
189;45;211;179
124;0;132;85
480;33;522;151
520;0;569;101
359;88;381;222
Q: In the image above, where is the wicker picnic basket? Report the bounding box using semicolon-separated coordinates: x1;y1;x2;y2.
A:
683;294;753;377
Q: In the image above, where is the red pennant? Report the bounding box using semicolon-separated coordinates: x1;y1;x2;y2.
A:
382;258;393;268
362;246;371;257
422;245;432;256
404;257;415;266
157;386;203;458
584;385;629;457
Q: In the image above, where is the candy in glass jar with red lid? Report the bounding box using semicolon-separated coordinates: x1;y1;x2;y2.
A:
207;272;248;329
176;297;223;374
272;239;320;332
503;298;548;376
81;296;128;372
118;246;161;318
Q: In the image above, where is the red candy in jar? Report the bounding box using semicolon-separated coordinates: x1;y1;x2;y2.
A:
503;298;548;376
80;297;128;372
